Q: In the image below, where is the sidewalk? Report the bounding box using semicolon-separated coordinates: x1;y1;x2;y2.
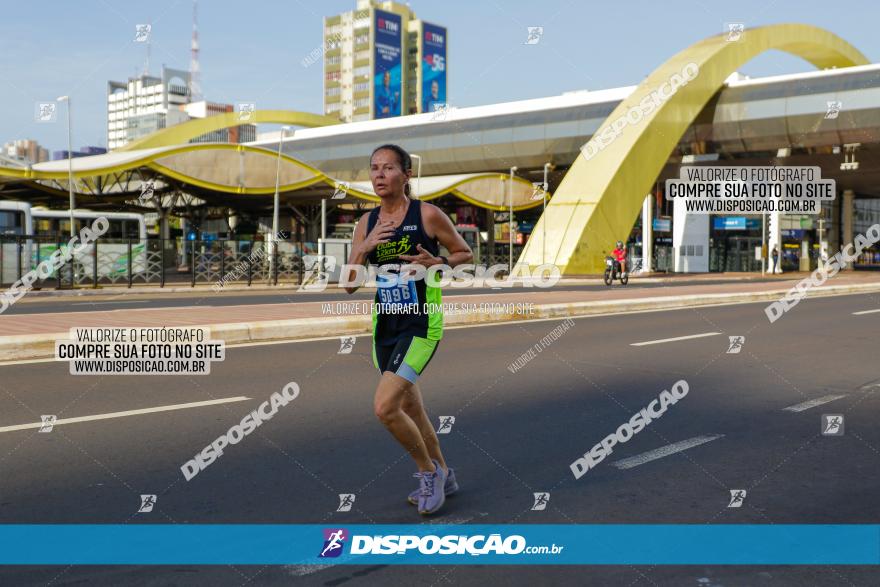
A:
1;272;878;361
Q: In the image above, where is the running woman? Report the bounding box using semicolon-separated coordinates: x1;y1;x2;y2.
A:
344;144;473;515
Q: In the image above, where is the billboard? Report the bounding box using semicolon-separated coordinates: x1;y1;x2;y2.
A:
652;218;671;232
713;217;762;230
421;22;447;114
713;217;747;230
374;10;402;118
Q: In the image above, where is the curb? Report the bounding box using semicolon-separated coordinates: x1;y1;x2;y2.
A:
19;274;797;298
3;281;878;363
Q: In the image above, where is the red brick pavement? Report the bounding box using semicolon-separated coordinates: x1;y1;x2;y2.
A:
1;273;878;337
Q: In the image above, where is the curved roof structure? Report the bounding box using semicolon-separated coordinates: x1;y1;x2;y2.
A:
0;142;545;210
517;23;870;274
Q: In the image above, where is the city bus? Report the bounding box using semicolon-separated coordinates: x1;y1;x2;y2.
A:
0;201;147;283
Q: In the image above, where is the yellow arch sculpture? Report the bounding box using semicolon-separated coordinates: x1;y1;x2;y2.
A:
119;109;339;151
518;24;870;274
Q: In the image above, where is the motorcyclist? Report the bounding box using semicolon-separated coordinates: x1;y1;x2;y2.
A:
611;240;627;276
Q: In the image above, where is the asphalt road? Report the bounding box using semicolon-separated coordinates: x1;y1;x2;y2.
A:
6;277;786;315
0;292;878;585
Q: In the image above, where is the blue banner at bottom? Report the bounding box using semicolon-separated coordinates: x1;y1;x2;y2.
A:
0;525;878;565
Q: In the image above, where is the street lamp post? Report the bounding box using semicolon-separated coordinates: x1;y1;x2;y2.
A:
269;125;291;283
542;162;553;265
57;96;74;237
761;212;766;276
410;154;422;198
508;166;518;274
57;95;75;287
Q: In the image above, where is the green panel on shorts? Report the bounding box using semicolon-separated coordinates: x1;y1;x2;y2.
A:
426;276;443;340
403;336;438;374
372;339;378;369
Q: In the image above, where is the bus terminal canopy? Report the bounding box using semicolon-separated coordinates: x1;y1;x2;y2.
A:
0;140;547;212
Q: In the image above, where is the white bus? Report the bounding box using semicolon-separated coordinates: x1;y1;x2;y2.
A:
0;201;147;283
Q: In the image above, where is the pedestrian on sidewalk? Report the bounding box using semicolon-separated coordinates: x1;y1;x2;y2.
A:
771;246;779;274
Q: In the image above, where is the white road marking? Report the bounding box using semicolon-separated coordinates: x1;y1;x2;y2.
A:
0;357;57;366
611;435;724;470
286;564;338;577
111;305;209;312
72;300;150;305
782;394;847;412
630;332;721;347
859;379;880;392
0;396;251;433
852;308;880;315
421;515;474;525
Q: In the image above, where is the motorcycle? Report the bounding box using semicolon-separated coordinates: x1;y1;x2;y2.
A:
604;256;629;286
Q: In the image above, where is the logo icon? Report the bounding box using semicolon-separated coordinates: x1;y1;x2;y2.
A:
825;101;842;120
727;489;747;508
39;415;57;433
298;255;337;292
319;528;348;558
531;492;550;511
726;23;745;42
524;26;544;45
35;102;58;123
431;102;451;121
821;414;844;436
139;180;155;204
402;225;417;231
530;182;547;201
237;102;256;122
726;336;745;354
138;494;157;513
337;336;355;354
332;181;349;199
437;416;455;434
336;493;355;512
134;24;151;43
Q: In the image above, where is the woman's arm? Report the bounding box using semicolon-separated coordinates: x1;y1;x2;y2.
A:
421;204;473;267
343;214;369;295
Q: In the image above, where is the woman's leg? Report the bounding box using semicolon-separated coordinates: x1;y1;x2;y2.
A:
374;372;435;472
401;383;448;473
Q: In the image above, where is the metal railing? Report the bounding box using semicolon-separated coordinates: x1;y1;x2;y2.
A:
0;237;534;290
0;236;316;289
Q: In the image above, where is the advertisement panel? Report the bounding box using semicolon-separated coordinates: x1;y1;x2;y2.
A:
421;22;447;114
374;10;402;118
652;218;672;232
713;217;747;230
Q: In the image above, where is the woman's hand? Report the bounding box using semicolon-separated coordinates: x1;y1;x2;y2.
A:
359;220;396;255
399;244;442;267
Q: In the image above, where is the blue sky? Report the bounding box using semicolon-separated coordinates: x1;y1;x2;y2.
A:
1;0;877;154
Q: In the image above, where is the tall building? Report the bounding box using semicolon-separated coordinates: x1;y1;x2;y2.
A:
107;67;255;149
52;146;108;161
3;139;49;164
107;66;192;149
182;101;256;143
323;0;447;122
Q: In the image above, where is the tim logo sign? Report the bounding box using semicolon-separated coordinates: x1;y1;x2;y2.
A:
319;528;348;558
425;31;444;45
377;17;398;34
